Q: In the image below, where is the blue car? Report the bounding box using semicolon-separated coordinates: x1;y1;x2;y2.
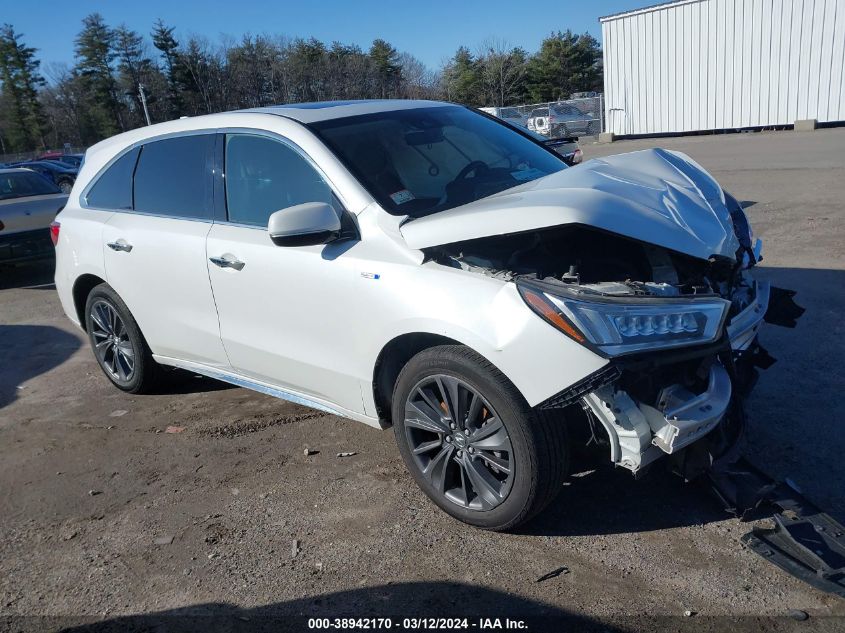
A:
10;160;78;193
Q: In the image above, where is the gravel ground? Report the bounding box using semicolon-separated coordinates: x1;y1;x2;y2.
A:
1;128;844;632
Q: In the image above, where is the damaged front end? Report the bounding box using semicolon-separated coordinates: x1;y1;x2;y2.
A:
413;146;833;592
426;220;801;477
425;212;845;593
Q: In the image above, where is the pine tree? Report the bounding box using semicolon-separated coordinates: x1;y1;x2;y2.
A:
114;25;154;125
442;47;481;106
0;24;47;151
151;19;182;116
526;31;602;102
75;13;123;137
369;39;401;99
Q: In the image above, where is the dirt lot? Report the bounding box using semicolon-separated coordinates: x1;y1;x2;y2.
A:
2;129;844;631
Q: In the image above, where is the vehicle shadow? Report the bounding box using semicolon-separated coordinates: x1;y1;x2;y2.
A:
50;582;622;633
525;464;726;537
0;258;55;290
0;324;80;409
153;369;237;395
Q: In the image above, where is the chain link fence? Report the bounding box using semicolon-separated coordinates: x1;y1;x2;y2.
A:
481;95;604;140
0;147;87;166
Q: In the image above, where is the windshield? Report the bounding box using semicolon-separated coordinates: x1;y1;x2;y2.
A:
0;171;61;200
309;105;566;217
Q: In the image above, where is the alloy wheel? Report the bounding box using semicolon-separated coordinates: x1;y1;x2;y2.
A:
89;300;135;382
404;374;513;511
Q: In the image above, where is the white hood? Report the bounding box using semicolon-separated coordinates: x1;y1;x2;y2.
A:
400;148;741;261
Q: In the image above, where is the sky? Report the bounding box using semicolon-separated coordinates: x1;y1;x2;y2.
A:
4;0;650;73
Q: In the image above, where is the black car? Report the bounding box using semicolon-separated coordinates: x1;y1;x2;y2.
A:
9;160;78;193
544;137;583;166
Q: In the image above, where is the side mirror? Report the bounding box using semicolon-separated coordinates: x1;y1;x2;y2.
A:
267;202;341;247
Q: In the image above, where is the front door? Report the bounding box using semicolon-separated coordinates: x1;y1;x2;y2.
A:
205;132;362;412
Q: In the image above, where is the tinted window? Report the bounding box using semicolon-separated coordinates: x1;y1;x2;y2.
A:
225;134;333;227
310;106;565;217
86;148;139;210
134;135;213;219
0;171;61;200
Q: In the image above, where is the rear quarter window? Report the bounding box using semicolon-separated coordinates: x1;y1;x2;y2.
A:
85;148;140;210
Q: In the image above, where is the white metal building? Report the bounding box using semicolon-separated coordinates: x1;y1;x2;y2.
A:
600;0;845;136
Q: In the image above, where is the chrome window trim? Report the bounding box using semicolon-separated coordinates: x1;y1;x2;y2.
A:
81;126;352;230
216;127;351;228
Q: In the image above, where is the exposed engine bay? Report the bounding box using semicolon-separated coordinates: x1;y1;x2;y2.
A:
426;223;757;317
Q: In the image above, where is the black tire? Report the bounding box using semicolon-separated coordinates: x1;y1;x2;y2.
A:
84;283;160;393
392;345;569;531
57;178;74;194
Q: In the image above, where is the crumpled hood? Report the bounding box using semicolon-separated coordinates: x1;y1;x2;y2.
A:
401;148;741;261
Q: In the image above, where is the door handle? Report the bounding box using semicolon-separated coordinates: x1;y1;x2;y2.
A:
106;240;133;252
209;255;245;271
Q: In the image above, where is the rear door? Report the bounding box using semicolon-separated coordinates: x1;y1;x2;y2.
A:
99;134;229;367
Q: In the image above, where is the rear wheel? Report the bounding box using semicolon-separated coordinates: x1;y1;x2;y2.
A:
57;178;73;193
392;345;569;531
84;283;160;393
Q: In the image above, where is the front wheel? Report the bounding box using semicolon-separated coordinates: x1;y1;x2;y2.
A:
392;345;569;531
58;179;73;193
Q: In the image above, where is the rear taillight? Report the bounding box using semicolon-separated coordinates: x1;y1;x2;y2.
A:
50;221;60;246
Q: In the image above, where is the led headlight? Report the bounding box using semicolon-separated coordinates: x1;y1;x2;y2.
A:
518;282;730;356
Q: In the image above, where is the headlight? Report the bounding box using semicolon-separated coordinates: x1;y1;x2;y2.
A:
518;282;730;356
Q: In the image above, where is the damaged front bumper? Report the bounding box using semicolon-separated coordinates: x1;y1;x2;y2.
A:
541;278;781;475
582;361;732;472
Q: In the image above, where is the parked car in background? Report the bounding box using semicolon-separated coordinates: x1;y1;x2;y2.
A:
10;160;78;193
519;127;583;166
570;91;600;99
479;106;529;130
0;168;67;264
543;137;583;166
53;154;84;168
55;100;780;531
527;104;594;138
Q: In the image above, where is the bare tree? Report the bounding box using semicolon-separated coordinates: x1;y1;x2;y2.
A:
398;52;439;99
476;38;527;107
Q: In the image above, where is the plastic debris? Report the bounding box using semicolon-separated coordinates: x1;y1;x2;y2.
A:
336;452;357;458
165;426;185;434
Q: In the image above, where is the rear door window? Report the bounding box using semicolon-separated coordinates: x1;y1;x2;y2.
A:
133;135;214;219
224;134;333;227
85;148;139;210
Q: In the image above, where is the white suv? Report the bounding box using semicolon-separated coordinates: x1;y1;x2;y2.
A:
55;100;782;530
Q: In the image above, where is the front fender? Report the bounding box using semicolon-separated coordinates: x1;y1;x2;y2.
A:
361;277;608;415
